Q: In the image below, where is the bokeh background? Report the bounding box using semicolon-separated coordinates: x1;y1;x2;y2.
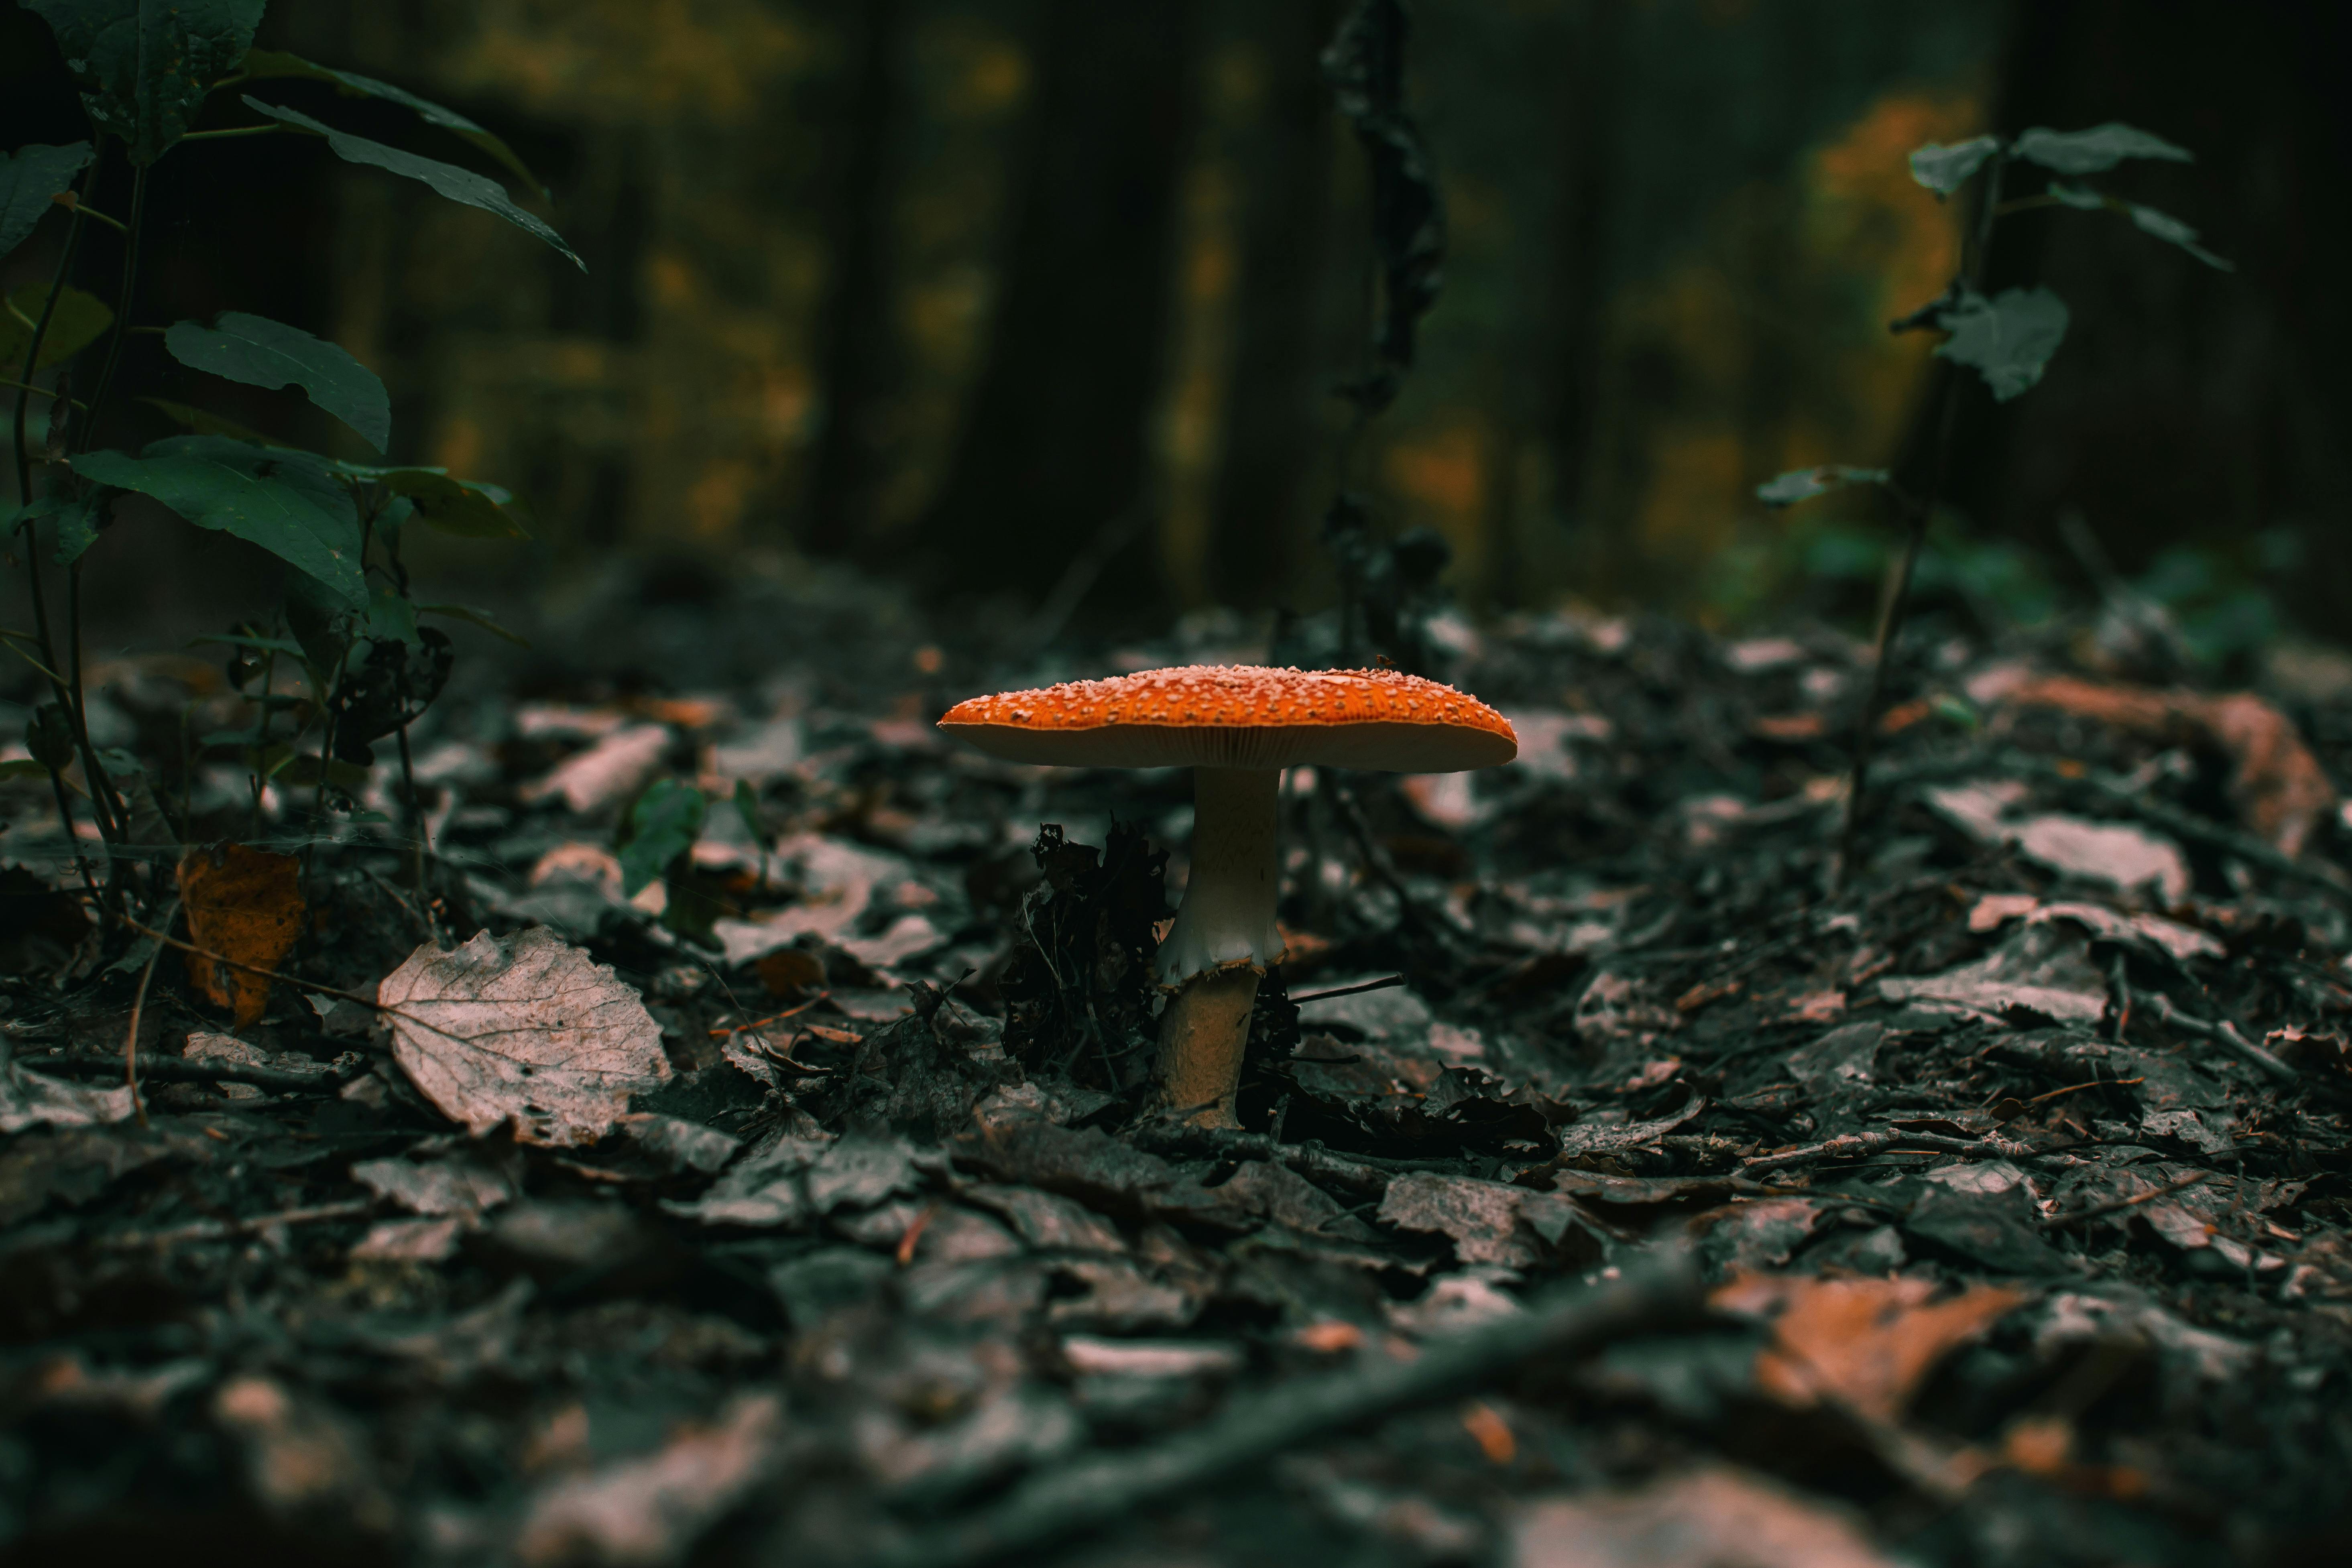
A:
4;0;2348;655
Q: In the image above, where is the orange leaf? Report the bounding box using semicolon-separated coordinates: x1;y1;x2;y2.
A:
178;845;306;1027
1711;1272;2023;1425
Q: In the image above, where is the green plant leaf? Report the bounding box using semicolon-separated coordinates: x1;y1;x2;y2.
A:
2011;122;2191;176
1935;286;2070;402
2045;182;2232;272
1754;466;1890;508
24;0;267;165
620;779;706;897
334;462;528;538
164;312;390;452
414;602;528;646
49;488;109;566
367;585;421;648
0;283;114;370
240;97;585;272
0;141;93;261
138;395;280;445
73;435;367;608
237;50;547;195
0;759;55;781
1906;135;1998;197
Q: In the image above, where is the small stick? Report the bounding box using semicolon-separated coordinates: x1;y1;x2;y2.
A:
96;1198;373;1250
122;897;180;1127
1740;1126;2037;1175
870;1253;1703;1568
1290;974;1405;1005
2037;1169;2211;1230
2147;993;2297;1085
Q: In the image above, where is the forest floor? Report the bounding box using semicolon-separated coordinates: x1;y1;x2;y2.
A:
4;557;2352;1567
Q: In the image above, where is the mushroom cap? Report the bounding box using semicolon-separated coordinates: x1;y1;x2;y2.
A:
938;665;1518;772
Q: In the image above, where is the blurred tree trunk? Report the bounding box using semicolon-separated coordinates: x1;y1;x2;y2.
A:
1204;0;1339;611
917;0;1202;623
1485;0;1623;608
1937;0;2352;624
806;0;905;557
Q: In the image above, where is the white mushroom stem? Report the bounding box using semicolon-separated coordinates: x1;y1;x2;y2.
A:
1153;766;1283;1127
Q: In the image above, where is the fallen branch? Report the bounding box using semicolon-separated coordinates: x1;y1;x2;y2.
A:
95;1198;374;1249
870;1250;1703;1568
2037;1169;2211;1230
1127;1123;1458;1196
2145;993;2298;1086
1741;1126;2037;1175
33;1050;364;1094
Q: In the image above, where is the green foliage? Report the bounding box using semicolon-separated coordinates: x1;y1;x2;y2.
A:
2132;533;2297;672
2011;122;2191;176
2046;182;2232;271
24;0;267;165
620;780;708;897
333;463;529;538
0;283;113;370
240;98;586;272
0;141;92;260
238;51;546;195
1755;465;1889;508
1906;135;1998;197
73;437;367;608
25;703;77;771
1934;286;2071;402
164;312;391;452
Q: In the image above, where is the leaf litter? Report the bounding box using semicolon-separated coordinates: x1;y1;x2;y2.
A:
4;572;2352;1564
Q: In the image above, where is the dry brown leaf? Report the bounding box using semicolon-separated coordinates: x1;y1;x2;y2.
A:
1512;1467;1900;1568
1711;1272;2024;1425
179;844;305;1027
378;927;671;1146
2004;676;2335;855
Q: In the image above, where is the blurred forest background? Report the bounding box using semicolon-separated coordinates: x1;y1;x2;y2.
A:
4;0;2348;652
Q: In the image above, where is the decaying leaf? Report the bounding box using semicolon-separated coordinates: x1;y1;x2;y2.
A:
1711;1273;2024;1425
1514;1467;1900;1568
516;1393;782;1565
378;927;671;1145
179;844;306;1027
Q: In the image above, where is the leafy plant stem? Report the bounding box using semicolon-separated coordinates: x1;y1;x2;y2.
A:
76;162;150;456
54;199;127;234
12;157;99;864
1834;151;2006;891
396;721;429;901
65;559;128;849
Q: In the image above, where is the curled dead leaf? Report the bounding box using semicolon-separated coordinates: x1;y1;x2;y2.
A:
179;844;306;1027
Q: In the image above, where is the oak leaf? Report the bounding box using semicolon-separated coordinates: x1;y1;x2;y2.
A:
179;844;305;1027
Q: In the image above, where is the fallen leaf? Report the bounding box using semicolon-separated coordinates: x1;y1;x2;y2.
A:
2004;677;2336;855
378;927;671;1145
179;844;305;1027
0;1056;133;1134
523;724;671;815
1711;1272;2024;1424
1513;1467;1899;1568
517;1393;781;1565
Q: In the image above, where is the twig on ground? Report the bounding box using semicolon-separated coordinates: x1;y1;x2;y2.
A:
1741;1126;2038;1175
1127;1123;1460;1196
38;1051;364;1094
871;1252;1703;1568
2037;1169;2212;1230
2147;993;2298;1085
96;1199;374;1249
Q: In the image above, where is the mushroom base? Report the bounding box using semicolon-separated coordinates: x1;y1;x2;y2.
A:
1152;962;1261;1128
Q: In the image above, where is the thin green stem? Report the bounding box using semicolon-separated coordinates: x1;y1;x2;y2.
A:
53;198;128;234
0;378;91;409
177;124;284;142
248;644;278;836
76;162;149;455
1835;151;2007;891
12;155;97;864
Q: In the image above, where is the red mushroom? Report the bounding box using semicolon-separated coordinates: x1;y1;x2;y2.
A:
940;665;1516;1127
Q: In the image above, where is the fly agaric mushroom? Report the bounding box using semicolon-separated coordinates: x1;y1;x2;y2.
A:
939;665;1516;1127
